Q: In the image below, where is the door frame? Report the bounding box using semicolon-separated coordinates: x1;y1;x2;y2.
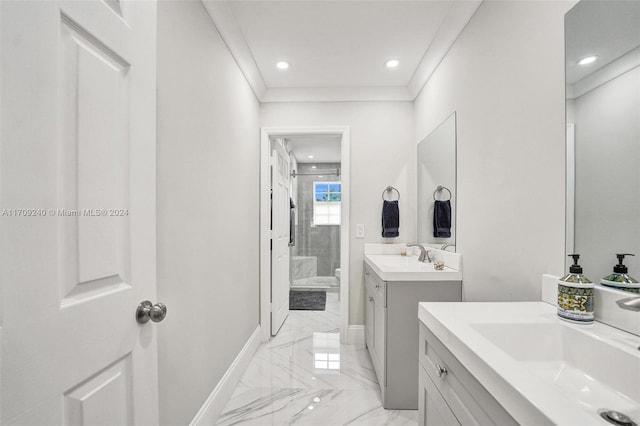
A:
260;126;350;343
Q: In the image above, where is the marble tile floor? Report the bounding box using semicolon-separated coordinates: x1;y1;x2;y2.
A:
217;293;418;426
291;276;339;290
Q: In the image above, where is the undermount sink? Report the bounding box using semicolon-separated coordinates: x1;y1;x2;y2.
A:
472;322;640;420
418;301;640;425
364;254;461;281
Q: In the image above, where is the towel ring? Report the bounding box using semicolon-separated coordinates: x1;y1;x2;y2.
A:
433;185;452;201
382;186;400;201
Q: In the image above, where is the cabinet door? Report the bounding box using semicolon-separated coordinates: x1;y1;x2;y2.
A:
373;294;386;386
419;365;460;426
365;286;374;350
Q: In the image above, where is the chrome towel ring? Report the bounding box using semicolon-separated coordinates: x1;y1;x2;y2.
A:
433;185;452;201
382;186;400;201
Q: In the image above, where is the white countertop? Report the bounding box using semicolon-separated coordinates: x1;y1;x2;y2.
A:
418;301;640;425
364;254;462;282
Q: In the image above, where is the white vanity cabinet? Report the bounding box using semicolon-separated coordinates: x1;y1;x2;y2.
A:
363;262;461;409
418;322;517;426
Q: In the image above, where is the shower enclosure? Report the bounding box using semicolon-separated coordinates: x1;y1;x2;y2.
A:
290;162;341;295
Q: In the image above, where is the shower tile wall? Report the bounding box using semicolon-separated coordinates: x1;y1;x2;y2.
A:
291;163;341;277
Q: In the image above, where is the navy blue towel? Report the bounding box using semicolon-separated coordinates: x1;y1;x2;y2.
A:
382;200;400;238
433;200;451;238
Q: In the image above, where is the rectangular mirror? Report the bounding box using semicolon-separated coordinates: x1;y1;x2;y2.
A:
417;112;457;250
565;1;640;290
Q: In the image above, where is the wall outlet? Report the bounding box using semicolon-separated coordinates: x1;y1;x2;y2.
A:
356;224;365;238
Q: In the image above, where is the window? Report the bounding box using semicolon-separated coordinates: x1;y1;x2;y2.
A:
313;182;341;225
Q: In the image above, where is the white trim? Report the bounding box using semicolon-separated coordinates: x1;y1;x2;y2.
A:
407;0;482;98
260;126;351;344
261;86;412;103
189;325;262;425
200;0;267;100
565;123;575;262
568;45;640;100
346;325;365;345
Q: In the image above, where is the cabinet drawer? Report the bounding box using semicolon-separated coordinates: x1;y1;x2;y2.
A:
364;263;386;306
419;323;517;426
419;364;460;426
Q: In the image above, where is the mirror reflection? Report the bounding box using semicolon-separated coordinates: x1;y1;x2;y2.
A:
565;0;640;292
417;112;457;250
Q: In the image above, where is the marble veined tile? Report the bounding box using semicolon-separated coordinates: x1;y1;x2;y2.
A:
218;293;418;425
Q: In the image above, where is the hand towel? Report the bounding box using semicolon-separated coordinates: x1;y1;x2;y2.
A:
382;200;400;238
433;200;451;238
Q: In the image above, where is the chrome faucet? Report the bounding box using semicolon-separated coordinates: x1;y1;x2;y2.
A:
616;296;640;312
407;243;432;263
441;243;455;251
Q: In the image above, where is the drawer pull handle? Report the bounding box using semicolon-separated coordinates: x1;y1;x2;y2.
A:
368;296;374;302
436;364;448;377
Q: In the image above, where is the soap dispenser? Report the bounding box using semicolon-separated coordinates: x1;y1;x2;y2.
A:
601;254;640;294
558;254;594;323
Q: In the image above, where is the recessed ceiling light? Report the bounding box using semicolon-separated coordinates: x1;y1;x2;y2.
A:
385;59;399;68
276;61;290;69
578;56;598;66
318;176;324;178
311;165;317;169
307;155;314;159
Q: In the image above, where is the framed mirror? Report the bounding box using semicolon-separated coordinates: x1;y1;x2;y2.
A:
565;0;640;290
417;112;457;250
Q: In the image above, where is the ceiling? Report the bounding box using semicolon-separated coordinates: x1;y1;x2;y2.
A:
565;0;640;85
202;0;482;102
284;135;342;164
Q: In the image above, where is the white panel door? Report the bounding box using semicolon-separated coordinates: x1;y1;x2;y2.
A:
1;1;159;424
271;139;290;336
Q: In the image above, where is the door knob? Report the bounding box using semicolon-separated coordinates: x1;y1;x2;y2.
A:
136;301;167;324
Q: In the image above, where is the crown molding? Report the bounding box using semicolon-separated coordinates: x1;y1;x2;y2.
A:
407;0;482;98
261;86;413;103
201;0;267;100
568;45;640;99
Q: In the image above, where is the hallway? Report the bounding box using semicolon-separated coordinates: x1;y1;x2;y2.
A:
217;293;417;425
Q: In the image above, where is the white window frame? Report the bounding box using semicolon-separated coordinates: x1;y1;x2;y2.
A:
313;181;341;226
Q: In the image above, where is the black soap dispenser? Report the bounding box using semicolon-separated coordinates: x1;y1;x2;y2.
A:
601;254;640;294
557;254;594;323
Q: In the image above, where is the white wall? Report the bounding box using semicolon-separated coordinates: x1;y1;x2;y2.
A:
261;102;415;324
156;1;260;424
414;0;576;301
574;66;640;281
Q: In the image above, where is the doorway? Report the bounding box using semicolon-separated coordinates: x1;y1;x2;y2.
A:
260;127;350;343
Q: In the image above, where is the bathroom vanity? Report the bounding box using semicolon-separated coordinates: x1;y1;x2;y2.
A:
418;301;640;425
363;254;462;409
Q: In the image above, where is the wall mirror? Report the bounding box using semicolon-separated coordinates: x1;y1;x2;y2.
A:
417;112;457;250
565;0;640;289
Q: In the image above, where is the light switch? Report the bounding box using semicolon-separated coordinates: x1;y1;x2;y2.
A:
356;224;365;238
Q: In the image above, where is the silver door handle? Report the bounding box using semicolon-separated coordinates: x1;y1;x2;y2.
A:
368;296;373;302
136;301;167;324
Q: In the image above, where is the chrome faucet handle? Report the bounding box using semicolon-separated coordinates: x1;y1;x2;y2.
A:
616;296;640;312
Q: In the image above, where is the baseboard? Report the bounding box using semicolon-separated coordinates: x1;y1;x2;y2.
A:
189;325;261;425
346;325;365;345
